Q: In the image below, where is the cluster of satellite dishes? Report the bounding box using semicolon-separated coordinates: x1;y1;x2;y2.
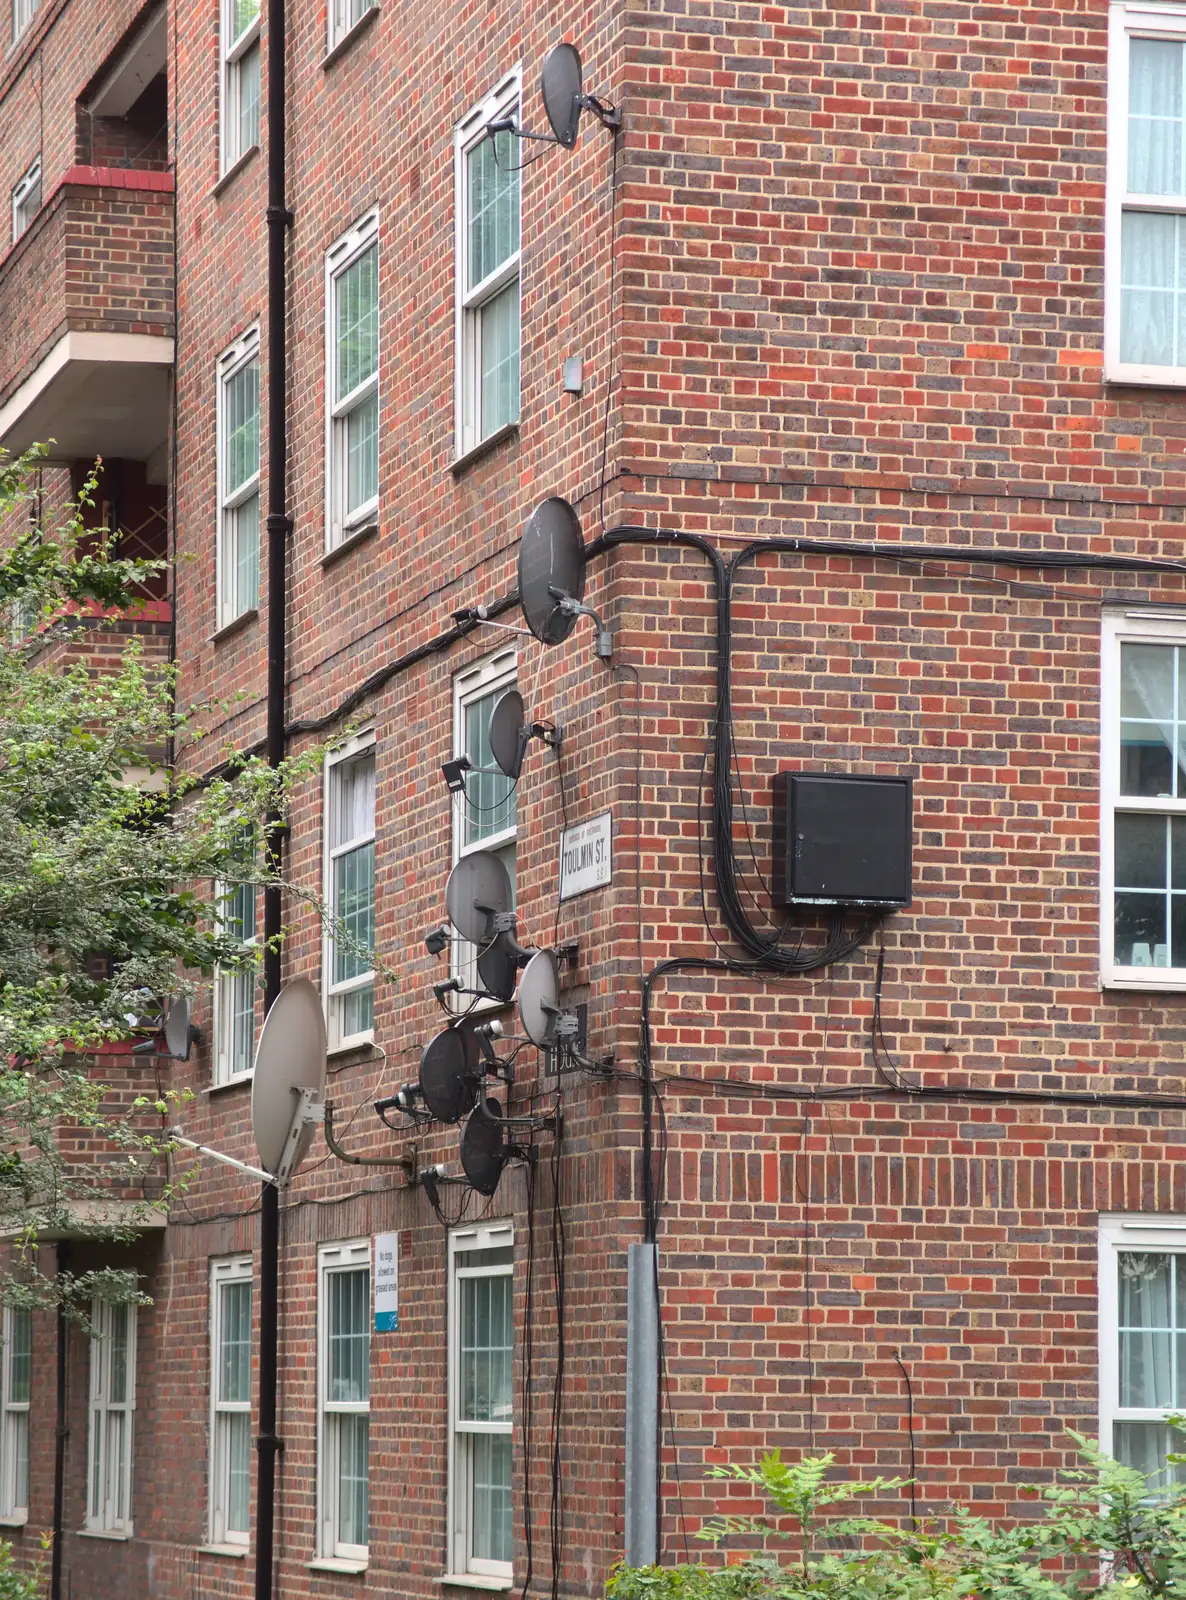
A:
169;491;608;1202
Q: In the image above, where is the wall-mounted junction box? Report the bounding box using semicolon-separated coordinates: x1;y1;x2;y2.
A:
772;772;913;908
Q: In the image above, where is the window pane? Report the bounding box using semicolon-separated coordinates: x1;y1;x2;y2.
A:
329;1268;370;1404
337;1413;369;1548
238;43;261;153
1116;813;1166;888
1123;642;1175;719
471;1432;512;1564
342;983;374;1037
227;1411;251;1533
220;1280;251;1404
224;361;260;496
462;688;516;849
1121;211;1186;367
8;1310;30;1404
467;131;519;291
330;755;375;850
1130;39;1185;196
108;1305;129;1405
233;492;260;615
232;0;259;42
459;1272;512;1422
1115;890;1168;967
11;1414;27;1512
334;841;375;984
1115;1422;1186;1491
479;282;520;437
346;388;379;515
336;246;379;402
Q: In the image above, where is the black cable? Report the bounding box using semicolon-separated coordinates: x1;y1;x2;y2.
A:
597;130;621;536
894;1351;919;1531
548;1114;566;1600
553;743;570;947
520;1159;536;1600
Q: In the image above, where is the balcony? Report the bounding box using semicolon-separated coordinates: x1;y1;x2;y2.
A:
0;166;174;478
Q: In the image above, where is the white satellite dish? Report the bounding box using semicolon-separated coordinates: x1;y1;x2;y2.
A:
251;978;327;1185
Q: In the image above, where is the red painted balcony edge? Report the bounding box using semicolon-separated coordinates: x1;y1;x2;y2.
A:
58;165;175;195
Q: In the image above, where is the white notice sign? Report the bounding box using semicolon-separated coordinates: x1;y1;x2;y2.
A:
374;1233;398;1332
559;811;613;901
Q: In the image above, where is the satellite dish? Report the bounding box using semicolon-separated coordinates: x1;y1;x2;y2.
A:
477;933;522;1002
540;43;584;148
251;978;327;1179
518;950;560;1048
460;1099;511;1195
445;850;513;945
419;1024;481;1123
490;690;527;780
163;996;197;1061
519;498;586;646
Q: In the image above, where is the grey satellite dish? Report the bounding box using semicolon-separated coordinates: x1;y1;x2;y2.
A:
519;498;586;646
540;43;584;148
477;933;522;1002
461;1099;510;1195
518;949;560;1048
490;689;528;780
251;977;327;1180
163;996;199;1062
445;849;513;945
419;1025;480;1123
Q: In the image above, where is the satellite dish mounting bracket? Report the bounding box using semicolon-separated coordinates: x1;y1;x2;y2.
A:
548;584;612;659
274;1086;325;1188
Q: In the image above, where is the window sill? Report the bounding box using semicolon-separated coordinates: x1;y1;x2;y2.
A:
205;1073;253;1095
308;1557;368;1575
0;1514;28;1528
438;1575;513;1591
322;521;379;569
198;1544;248;1558
210;608;259;645
327;1031;375;1060
213;145;261;198
451;421;519;477
79;1527;132;1542
1104;975;1186;994
322;4;380;68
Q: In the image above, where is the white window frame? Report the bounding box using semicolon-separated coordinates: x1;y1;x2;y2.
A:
220;0;261;176
1100;607;1186;989
11;0;33;44
85;1299;136;1535
1100;1214;1186;1472
325;211;380;552
327;0;377;53
209;1256;252;1548
453;69;522;461
317;1240;370;1564
11;158;40;245
447;1219;514;1581
323;731;376;1052
0;1306;30;1524
216;325;261;631
451;650;517;1005
213;872;257;1086
1106;1;1186;384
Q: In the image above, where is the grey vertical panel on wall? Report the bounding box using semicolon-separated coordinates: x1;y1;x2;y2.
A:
625;1242;659;1567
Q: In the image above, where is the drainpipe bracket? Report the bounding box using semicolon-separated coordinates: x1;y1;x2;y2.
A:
265;205;295;228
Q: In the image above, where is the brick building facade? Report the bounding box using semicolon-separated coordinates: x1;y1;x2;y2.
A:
6;0;1186;1595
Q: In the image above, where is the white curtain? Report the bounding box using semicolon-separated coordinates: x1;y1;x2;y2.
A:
1123;39;1186;364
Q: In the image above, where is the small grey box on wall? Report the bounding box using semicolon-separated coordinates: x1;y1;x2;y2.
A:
772;772;913;907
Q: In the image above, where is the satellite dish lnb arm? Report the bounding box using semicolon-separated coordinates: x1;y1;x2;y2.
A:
169;1130;274;1186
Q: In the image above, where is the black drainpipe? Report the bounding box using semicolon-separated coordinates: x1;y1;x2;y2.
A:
256;0;290;1590
50;1242;69;1600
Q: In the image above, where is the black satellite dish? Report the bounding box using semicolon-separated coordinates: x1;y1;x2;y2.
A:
490;690;528;780
461;1099;511;1195
540;43;584;148
419;1025;481;1123
477;933;521;1002
518;950;561;1048
519;499;586;646
445;850;513;945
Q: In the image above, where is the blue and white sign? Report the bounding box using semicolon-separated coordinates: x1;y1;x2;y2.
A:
374;1233;398;1331
559;811;613;901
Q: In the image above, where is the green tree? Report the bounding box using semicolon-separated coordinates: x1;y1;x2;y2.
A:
0;448;295;1317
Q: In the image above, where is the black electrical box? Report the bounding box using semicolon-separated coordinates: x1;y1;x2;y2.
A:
772;772;912;908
